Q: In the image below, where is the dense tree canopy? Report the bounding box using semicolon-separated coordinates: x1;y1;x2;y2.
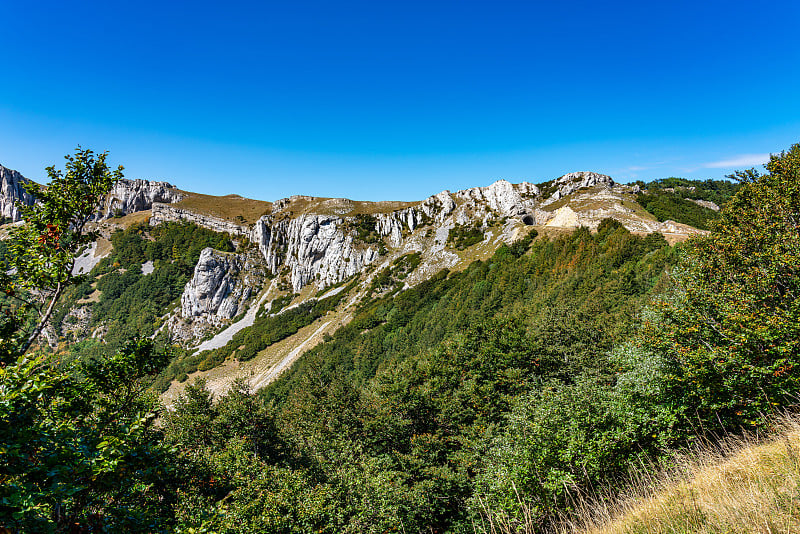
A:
645;144;800;432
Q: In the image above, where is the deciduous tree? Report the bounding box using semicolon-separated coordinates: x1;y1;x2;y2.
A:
645;144;800;431
0;148;174;532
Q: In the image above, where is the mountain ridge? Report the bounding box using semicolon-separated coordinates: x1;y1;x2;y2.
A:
1;163;708;398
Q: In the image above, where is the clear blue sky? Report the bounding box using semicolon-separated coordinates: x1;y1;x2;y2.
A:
2;0;799;201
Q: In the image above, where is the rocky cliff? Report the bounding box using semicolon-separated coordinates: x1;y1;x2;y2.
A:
1;168;183;223
146;173;706;345
251;214;380;291
99;179;183;219
170;248;268;342
0;164;35;222
244;181;540;293
542;171;615;204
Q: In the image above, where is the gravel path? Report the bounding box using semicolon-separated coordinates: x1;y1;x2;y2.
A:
250;320;332;391
191;281;275;354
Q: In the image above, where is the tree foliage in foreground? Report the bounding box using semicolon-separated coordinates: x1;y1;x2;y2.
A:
0;149;122;360
4;144;799;533
0;149;175;532
646;145;800;433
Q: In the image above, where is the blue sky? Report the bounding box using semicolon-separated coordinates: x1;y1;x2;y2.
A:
2;0;799;201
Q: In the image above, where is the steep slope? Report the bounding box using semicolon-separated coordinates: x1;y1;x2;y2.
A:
1;162;705;397
154;173;703;398
571;416;800;534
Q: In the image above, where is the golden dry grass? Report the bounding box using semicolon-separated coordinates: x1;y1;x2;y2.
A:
94;237;113;257
276;196;419;217
105;209;153;228
173;190;419;223
562;416;800;534
173;192;273;224
77;288;102;304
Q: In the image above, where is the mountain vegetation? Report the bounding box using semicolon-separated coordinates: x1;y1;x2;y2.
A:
52;220;236;364
633;177;741;230
564;414;800;534
1;144;798;532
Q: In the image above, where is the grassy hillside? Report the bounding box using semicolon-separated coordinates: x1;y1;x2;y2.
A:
3;145;797;533
173;191;272;224
563;415;800;534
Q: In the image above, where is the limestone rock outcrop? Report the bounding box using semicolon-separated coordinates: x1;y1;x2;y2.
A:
0;164;35;222
689;199;720;211
251;214;380;292
247;188;468;291
178;179;538;298
1;168;184;223
100;179;183;219
546;172;615;203
181;248;265;325
453;179;538;216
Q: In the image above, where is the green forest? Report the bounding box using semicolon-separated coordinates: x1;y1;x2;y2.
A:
48;220;236;368
1;145;798;533
633;177;741;230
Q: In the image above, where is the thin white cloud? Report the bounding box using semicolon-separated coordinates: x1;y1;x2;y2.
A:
702;154;770;169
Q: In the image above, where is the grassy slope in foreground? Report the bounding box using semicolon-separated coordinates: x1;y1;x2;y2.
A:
568;416;800;534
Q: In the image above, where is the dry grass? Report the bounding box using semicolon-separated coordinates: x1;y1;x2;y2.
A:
173;190;418;222
173;192;272;224
541;188;655;222
106;209;153;228
276;196;419;217
77;288;102;304
93;237;113;258
629;231;693;246
559;415;800;534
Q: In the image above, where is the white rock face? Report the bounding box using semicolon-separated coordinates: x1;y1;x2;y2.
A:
247;189;463;292
454;179;532;216
252;214;380;292
546;172;615;203
421;191;457;221
289;215;380;291
689;199;720;211
59;305;93;342
181;248;265;327
71;242;107;275
1;168;183;223
100;179;183;218
0;164;35;222
227;180;538;296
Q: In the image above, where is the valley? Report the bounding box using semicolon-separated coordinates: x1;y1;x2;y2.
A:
3;149;796;533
